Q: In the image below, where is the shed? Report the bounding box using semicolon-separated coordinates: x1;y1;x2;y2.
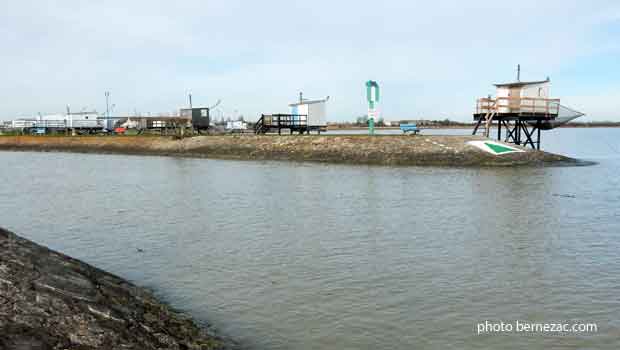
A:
493;78;551;114
288;96;329;128
180;107;210;130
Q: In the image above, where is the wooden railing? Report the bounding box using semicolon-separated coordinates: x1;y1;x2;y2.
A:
476;97;560;117
254;115;266;134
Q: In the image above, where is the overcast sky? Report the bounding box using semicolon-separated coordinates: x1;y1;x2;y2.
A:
1;0;619;121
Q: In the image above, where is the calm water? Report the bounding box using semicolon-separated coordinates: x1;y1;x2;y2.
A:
1;128;619;349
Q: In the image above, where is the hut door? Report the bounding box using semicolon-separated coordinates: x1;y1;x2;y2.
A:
509;87;521;112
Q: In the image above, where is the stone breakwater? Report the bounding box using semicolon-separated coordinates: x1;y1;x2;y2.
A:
0;135;577;166
0;227;238;350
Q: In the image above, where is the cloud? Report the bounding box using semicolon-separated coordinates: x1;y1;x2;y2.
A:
1;0;619;121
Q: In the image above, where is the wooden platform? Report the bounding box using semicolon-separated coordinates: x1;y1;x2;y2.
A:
254;114;326;134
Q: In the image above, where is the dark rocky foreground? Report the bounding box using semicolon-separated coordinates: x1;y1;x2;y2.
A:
0;227;238;350
0;135;579;167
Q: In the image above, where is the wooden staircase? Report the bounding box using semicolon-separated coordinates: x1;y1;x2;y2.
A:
254;115;267;134
483;105;497;138
472;101;497;137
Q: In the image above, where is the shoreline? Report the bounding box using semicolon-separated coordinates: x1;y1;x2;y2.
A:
0;135;579;167
0;227;239;349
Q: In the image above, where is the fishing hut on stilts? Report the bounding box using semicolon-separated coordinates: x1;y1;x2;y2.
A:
473;66;584;149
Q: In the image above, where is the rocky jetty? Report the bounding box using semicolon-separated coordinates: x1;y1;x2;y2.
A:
0;134;577;167
0;227;237;350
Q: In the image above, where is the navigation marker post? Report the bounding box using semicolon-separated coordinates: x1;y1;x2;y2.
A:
366;80;380;135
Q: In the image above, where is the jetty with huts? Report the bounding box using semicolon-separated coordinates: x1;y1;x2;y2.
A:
473;66;584;149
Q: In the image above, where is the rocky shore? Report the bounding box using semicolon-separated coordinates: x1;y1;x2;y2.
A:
0;135;577;167
0;227;238;350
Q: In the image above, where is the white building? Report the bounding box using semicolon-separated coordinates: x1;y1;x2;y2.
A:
226;120;248;131
493;78;554;114
65;111;102;129
10;111;103;130
289;96;329;128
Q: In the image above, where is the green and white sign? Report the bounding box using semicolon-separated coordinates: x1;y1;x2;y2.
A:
467;141;525;155
365;80;380;135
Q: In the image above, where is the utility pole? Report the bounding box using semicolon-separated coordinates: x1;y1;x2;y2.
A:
66;105;72;136
188;93;192;109
105;91;111;130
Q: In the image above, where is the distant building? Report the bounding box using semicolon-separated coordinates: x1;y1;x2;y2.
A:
226;120;248;131
180;107;210;130
10;111;103;130
65;111;102;129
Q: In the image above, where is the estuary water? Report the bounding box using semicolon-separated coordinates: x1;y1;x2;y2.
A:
1;128;619;349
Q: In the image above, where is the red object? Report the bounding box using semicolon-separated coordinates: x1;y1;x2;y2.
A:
114;128;127;134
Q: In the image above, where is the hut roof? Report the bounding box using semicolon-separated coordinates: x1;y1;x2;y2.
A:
289;96;330;107
494;78;550;88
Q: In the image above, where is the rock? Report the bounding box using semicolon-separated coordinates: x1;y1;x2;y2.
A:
0;227;239;350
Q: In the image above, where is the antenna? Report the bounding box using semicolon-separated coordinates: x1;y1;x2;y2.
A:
208;99;222;110
104;91;112;130
517;64;521;82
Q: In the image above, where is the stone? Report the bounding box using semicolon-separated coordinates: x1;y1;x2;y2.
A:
0;227;239;350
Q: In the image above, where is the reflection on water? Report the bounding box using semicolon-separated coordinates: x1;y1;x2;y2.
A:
1;128;619;349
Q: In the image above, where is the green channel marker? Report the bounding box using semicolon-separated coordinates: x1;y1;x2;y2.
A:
366;80;380;136
485;142;518;154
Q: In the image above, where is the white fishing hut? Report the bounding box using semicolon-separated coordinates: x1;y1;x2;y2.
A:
255;94;329;134
473;66;584;149
288;94;329;129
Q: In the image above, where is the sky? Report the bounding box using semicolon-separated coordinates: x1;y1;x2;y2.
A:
1;0;619;122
